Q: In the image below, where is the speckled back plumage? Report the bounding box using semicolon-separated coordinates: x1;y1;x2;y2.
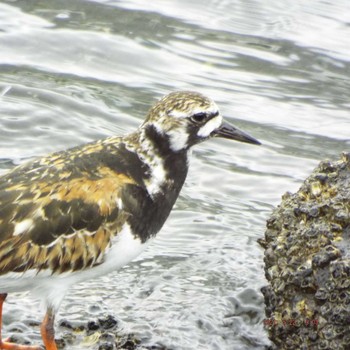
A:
0;131;188;275
0;139;130;274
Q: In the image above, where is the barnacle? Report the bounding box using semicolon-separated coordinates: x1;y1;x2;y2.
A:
261;153;350;349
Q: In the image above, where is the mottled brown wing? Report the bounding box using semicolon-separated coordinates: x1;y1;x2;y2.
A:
0;141;135;275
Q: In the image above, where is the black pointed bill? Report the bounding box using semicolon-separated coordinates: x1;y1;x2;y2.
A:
212;121;261;145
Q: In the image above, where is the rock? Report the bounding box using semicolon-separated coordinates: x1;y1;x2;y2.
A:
57;314;142;349
260;153;350;350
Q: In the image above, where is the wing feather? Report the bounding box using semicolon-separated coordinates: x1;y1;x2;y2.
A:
0;140;136;275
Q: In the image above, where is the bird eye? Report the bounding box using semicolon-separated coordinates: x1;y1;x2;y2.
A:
191;112;207;123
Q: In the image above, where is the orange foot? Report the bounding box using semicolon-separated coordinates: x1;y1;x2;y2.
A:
0;294;56;350
0;339;43;350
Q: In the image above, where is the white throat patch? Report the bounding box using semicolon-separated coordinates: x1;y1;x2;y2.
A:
197;115;223;138
135;130;168;198
168;129;189;152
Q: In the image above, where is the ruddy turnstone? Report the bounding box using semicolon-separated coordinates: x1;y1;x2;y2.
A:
0;91;260;349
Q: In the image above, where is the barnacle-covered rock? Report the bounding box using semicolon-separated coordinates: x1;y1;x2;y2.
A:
260;153;350;350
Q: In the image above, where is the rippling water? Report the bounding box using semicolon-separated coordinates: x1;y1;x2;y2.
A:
0;0;349;349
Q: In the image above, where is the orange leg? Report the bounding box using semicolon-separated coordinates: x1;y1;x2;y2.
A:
0;293;55;350
40;309;57;350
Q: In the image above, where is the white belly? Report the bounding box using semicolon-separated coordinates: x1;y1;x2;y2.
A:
0;224;150;311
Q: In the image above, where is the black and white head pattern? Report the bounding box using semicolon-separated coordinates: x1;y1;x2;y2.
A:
143;91;223;152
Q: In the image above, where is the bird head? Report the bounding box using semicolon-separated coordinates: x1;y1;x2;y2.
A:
143;91;260;152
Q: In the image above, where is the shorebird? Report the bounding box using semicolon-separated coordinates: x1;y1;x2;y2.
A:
0;91;260;349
